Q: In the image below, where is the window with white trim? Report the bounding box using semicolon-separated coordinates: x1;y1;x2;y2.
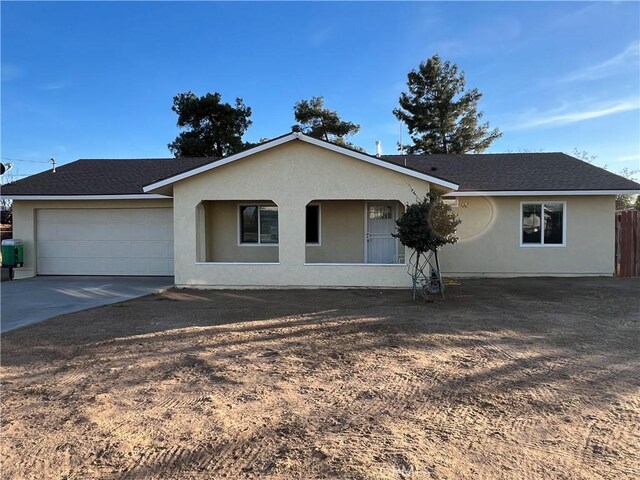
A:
521;202;565;246
240;205;278;244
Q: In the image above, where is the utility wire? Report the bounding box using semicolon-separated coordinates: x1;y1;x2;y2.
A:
1;157;50;164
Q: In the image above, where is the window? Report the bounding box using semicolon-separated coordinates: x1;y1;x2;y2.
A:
240;205;278;244
306;205;320;245
369;205;393;220
521;202;565;247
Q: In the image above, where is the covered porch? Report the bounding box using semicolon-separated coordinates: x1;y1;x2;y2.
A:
196;199;406;265
166;135;445;287
183;198;412;288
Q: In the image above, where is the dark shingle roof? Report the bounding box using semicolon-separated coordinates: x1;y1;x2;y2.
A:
2;150;638;197
382;152;640;192
1;157;216;196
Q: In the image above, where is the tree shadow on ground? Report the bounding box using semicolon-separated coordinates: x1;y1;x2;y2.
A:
1;277;639;479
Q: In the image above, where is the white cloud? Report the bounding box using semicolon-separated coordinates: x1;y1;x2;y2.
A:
561;41;640;82
511;97;640;130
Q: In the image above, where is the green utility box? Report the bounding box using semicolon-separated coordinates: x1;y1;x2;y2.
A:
1;239;24;268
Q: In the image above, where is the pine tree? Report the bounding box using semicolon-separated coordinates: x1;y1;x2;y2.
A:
394;55;501;154
168;92;252;158
294;97;362;150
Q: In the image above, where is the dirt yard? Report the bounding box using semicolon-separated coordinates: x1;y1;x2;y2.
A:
1;278;639;479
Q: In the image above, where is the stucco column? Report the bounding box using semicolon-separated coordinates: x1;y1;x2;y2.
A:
174;195;199;284
277;202;306;269
195;202;206;262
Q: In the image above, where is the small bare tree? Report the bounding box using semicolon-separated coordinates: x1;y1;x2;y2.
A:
572;149;639;210
0;166;18;240
0;168;18;215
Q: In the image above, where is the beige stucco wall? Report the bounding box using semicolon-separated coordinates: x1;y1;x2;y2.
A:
171;140;429;287
438;195;616;276
306;201;365;263
304;200;405;263
203;199;368;264
9;142;616;286
204;201;278;262
10;199;173;279
203;199;405;265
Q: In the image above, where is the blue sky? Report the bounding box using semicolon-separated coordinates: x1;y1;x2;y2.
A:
2;1;639;178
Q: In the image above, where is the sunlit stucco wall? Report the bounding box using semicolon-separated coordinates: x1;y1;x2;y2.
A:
172;140;429;287
438;195;615;276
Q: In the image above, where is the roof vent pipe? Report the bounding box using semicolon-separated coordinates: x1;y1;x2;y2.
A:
375;140;382;157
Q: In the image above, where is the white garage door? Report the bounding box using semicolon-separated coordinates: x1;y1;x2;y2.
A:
36;208;174;276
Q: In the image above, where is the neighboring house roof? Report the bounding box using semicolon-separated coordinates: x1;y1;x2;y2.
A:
2;133;639;198
382;152;640;195
1;157;214;198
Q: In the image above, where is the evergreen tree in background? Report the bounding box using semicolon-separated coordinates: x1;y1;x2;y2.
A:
394;55;501;154
294;97;363;150
169;92;252;158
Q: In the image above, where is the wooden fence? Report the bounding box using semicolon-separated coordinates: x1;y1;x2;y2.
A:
615;210;640;277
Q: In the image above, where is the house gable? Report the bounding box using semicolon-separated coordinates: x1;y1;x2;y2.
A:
169;140;442;205
143;133;459;194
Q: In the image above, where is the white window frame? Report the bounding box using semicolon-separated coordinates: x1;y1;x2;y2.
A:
237;203;279;247
306;203;322;247
519;201;567;248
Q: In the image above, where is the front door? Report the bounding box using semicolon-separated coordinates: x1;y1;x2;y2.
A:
366;202;397;263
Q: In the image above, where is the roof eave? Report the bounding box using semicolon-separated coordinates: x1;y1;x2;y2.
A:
3;194;171;200
444;190;640;197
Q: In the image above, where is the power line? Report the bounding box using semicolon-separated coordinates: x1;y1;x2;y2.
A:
1;157;50;164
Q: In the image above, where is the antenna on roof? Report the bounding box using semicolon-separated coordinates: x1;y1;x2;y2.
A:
399;121;404;155
50;157;56;173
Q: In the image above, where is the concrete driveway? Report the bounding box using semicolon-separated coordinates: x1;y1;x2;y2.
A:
1;276;174;332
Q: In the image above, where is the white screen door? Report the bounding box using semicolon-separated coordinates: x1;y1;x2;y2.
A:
366;202;397;263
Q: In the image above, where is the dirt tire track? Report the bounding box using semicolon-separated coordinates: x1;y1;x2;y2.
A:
1;279;639;479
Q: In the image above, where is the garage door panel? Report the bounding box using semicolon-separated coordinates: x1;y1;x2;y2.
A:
37;257;97;275
131;223;169;241
107;224;134;241
130;241;172;258
49;224;100;241
108;259;145;275
38;240;85;258
36;208;174;276
106;241;132;257
148;259;174;275
80;241;128;257
129;226;158;241
107;210;135;222
36;224;57;239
